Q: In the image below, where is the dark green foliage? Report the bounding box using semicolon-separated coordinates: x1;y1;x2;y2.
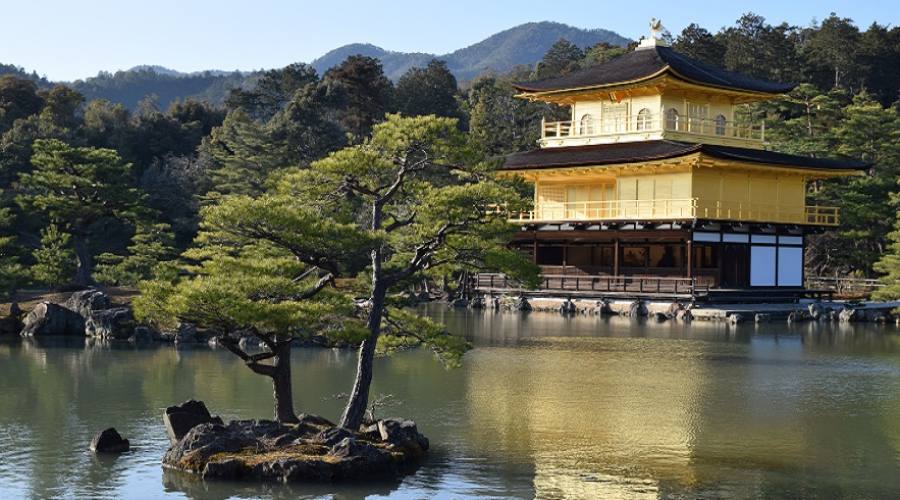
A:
95;222;178;286
0;76;44;134
17;139;145;284
71;68;246;111
31;224;75;288
671;24;725;67
321;55;394;141
395;60;461;119
226;63;318;120
533;39;584;80
0;203;26;297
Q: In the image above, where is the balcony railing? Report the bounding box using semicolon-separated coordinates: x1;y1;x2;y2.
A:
503;198;839;226
541;113;765;143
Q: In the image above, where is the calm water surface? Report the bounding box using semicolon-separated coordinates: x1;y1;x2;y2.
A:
2;306;900;499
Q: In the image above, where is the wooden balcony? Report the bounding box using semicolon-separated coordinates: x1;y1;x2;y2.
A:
504;199;839;226
540;113;765;148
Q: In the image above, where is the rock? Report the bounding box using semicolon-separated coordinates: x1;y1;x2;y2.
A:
623;300;647;318
376;418;429;457
807;302;825;321
867;311;887;323
651;311;669;322
559;299;576;315
20;302;85;336
313;427;354;447
727;313;745;325
90;428;130;453
166;418;422;483
839;308;859;323
509;296;531;312
64;289;111;319
85;307;136;340
329;437;390;466
491;297;501;310
449;297;468;308
754;313;770;323
468;296;485;309
787;310;810;323
9;301;22;319
297;413;335;427
202;458;246;479
163;400;223;445
676;308;693;322
159;323;198;344
238;335;265;350
593;299;612;316
130;326;155;344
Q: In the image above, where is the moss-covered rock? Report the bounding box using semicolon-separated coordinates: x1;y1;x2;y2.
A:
162;409;428;483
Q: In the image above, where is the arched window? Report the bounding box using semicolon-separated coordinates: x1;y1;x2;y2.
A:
636;108;652;131
665;108;680;130
714;114;727;135
580;114;596;135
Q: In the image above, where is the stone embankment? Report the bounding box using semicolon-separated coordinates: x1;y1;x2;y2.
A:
2;288;354;347
463;294;900;324
162;400;428;483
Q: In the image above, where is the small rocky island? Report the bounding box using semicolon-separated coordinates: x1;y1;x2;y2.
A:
162;401;429;482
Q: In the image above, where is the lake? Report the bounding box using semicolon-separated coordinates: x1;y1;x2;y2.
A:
1;306;899;499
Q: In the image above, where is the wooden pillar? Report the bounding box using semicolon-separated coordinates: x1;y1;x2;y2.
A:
562;244;568;274
613;239;620;277
531;230;538;264
686;239;693;278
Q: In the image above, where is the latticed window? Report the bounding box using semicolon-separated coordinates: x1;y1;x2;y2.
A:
579;114;595;135
665;108;680;130
636;108;652;131
714;114;727;135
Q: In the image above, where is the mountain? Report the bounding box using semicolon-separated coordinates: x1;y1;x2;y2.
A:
1;21;630;110
312;22;631;80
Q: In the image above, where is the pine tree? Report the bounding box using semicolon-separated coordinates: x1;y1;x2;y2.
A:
873;191;900;300
95;222;178;286
32;224;75;288
0;205;26;299
17;139;145;285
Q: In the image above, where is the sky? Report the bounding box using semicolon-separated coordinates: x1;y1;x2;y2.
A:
2;0;898;81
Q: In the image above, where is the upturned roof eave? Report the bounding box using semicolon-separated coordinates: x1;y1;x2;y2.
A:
513;67;792;101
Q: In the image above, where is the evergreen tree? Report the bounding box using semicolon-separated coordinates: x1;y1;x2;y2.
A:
321;56;394;141
17;139;145;285
0;204;26;298
395;60;461;119
137;115;537;427
202;109;285;198
533;39;583;79
32;224;75;288
872;190;900;300
95;222;178;286
673;24;725;67
804;13;861;90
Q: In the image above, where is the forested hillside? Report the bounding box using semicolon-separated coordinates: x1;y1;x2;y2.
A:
0;12;897;299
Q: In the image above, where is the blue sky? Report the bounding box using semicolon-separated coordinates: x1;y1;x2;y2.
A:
2;0;898;81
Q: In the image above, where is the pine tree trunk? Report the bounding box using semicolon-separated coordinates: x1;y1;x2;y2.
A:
339;281;385;429
271;341;298;424
72;234;94;286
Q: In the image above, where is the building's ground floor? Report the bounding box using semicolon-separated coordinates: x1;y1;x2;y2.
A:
511;222;810;290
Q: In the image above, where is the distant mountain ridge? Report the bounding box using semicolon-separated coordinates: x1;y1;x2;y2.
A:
311;22;631;80
1;21;630;110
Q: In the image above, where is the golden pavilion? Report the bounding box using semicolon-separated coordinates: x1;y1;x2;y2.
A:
496;21;865;296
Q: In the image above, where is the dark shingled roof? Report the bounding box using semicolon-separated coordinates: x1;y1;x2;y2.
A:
502;140;868;172
514;46;795;94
